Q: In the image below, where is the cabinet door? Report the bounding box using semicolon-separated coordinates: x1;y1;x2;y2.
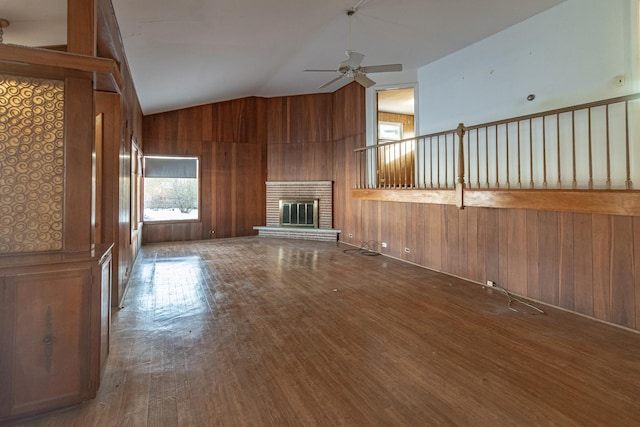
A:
1;268;92;418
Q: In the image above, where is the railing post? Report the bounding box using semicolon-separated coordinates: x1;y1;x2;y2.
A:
456;123;466;209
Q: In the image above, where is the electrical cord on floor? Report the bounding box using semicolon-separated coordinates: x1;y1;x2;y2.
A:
341;242;543;312
343;240;381;256
491;282;545;315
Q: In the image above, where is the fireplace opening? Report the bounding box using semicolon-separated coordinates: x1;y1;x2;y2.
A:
279;199;318;228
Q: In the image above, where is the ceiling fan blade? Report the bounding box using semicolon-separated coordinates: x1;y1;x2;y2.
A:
347;51;365;68
304;69;339;72
354;74;376;88
320;74;345;89
360;64;403;74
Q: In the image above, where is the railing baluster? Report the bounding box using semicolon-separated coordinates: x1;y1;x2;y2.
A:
380;146;391;188
588;108;593;189
428;137;431;188
476;129;480;188
494;125;499;188
456;124;466;209
529;119;534;189
383;145;387;188
606;105;611;189
452;132;455;189
407;141;411;188
625;101;631;189
466;132;471;189
543;116;547;189
363;150;367;188
420;138;424;188
362;150;367;188
444;134;448;188
571;110;577;189
452;132;457;189
485;128;489;188
404;142;408;188
377;146;381;188
412;139;416;188
408;140;412;188
390;144;395;188
373;145;378;189
393;144;397;188
400;143;404;188
383;145;388;188
431;137;440;188
557;113;562;188
356;150;361;188
506;123;510;189
385;145;390;188
388;145;392;188
437;135;441;189
517;121;521;189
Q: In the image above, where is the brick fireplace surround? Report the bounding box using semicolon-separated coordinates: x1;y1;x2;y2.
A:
253;181;341;242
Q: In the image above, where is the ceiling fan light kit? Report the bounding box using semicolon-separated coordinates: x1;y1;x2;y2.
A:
0;19;10;44
304;6;402;89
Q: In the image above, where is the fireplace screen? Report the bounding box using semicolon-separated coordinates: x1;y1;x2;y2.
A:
279;199;319;228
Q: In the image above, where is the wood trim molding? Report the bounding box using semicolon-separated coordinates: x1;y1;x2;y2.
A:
352;188;640;216
0;44;122;93
352;189;457;205
464;190;640;216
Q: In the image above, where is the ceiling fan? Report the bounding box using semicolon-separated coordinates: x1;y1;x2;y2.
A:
305;8;402;89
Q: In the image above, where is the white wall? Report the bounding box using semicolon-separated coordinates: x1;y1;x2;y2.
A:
418;0;637;134
414;0;639;189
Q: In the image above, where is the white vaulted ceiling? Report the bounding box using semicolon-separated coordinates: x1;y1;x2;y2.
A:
1;0;565;115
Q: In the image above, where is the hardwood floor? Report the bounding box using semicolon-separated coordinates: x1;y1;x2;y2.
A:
9;237;640;426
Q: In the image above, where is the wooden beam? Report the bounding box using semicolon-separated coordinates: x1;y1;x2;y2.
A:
67;0;97;56
0;44;122;93
64;77;95;252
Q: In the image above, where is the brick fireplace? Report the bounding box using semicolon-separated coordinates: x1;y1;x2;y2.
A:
254;181;340;241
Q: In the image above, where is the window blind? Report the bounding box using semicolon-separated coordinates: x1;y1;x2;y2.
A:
144;157;198;178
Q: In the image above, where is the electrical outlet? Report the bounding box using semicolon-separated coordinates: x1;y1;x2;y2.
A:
348;233;353;238
404;247;410;253
381;242;387;248
486;280;495;287
615;74;625;87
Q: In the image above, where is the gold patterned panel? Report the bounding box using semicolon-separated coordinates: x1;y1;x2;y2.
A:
0;74;64;253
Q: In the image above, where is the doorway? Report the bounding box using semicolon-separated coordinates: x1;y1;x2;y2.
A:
376;87;416;187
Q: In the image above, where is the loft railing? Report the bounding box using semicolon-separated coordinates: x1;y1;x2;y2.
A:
355;93;640;193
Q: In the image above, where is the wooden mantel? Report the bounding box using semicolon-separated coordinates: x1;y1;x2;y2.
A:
0;43;122;93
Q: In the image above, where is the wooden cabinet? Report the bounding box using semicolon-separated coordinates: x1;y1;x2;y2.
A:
0;245;112;422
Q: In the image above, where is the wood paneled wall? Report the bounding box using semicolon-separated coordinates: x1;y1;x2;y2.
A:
265;83;366;183
142;98;267;243
142;87;353;243
266;93;335;182
337;199;640;330
96;0;143;306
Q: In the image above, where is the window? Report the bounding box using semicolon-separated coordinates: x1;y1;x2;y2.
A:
143;156;199;222
378;121;403;141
